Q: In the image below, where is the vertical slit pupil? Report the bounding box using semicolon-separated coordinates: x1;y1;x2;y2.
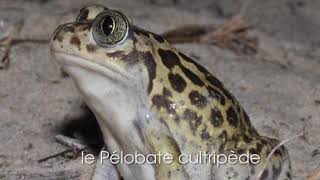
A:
101;16;113;36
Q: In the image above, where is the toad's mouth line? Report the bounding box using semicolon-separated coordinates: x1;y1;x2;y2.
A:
52;51;132;80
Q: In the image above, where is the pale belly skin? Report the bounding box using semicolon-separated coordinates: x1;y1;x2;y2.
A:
50;5;292;180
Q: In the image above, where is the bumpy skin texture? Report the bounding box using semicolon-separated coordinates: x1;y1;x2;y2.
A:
50;5;292;180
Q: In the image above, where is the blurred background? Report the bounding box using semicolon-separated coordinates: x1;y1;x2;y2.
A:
0;0;319;179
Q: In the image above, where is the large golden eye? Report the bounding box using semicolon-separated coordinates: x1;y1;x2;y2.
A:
92;10;129;46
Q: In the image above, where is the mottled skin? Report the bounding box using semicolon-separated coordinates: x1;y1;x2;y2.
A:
50;5;292;180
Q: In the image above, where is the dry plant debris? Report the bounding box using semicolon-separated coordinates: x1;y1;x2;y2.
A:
38;134;87;163
162;16;258;55
0;20;48;70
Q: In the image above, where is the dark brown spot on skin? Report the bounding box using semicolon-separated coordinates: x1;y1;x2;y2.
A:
243;111;250;123
183;109;202;135
237;148;245;155
210;107;223;127
274;148;283;156
180;52;234;103
249;148;258;155
135;28;150;38
86;44;96;53
152;33;165;43
206;75;224;89
76;23;91;31
158;49;180;69
168;73;187;93
163;87;172;97
255;142;263;154
238;117;248;135
122;49;141;65
174;116;180;123
221;87;236;103
132;34;138;44
83;25;91;31
167;171;171;178
179;64;205;86
235;104;241;113
200;127;210;140
142;52;157;94
260;169;269;180
160;117;171;129
178;52;206;72
79;6;87;12
189;90;208;108
231;134;240;143
218;130;228;151
70;35;81;50
207;86;225;105
242;111;258;135
133;121;145;143
179;52;224;88
106;51;126;58
77;8;89;21
286;171;291;179
63;26;75;33
226;107;238;127
159;49;205;87
243;135;252;143
152;95;175;114
53;30;64;42
180;51;235;101
259;138;269;146
250;166;255;175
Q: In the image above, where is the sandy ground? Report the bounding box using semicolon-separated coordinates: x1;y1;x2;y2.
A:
0;0;319;179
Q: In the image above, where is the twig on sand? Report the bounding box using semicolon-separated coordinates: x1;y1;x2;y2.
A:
162;15;258;54
55;134;87;150
0;20;49;70
37;135;87;163
198;15;258;54
37;149;74;163
0;20;24;69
